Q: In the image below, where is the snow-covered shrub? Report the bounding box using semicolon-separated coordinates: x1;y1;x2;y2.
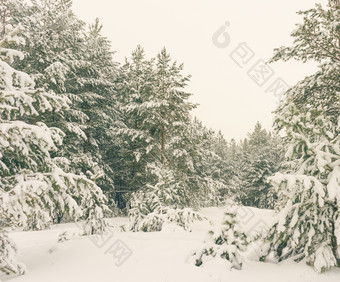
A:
0;166;109;233
131;206;203;232
83;204;108;235
57;231;70;243
24;210;52;231
0;230;25;275
129;165;204;231
191;203;247;270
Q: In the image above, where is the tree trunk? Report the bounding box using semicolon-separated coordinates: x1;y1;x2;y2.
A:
161;125;165;163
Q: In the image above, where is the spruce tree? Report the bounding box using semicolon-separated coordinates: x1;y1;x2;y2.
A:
192;201;247;270
113;45;156;205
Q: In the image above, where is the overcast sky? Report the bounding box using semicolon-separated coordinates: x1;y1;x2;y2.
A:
72;0;327;141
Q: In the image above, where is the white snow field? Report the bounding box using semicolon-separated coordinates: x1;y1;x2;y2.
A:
2;207;340;282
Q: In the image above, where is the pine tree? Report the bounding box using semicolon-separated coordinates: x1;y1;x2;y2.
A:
203;130;232;204
116;47;194;196
112;45;156;207
183;118;229;207
263;0;340;272
192;201;247;270
0;8;108;275
70;18;120;203
241;122;284;208
7;0;93;178
7;0;120;208
225;138;248;203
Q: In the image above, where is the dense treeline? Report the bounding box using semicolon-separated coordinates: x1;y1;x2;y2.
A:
0;0;287;275
2;0;284;214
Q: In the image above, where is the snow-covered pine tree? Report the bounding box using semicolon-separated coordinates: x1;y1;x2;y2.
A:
211;130;233;204
112;45;156;208
240;122;284;208
0;10;107;275
118;46;213;229
7;0;120;207
182;118;228;207
116;46;196;186
70;18;120;204
0;16;53;275
192;201;247;270
263;0;340;272
152;47;196;167
6;0;93;176
226;138;250;205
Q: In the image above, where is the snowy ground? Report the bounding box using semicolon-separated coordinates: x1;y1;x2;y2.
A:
2;207;340;282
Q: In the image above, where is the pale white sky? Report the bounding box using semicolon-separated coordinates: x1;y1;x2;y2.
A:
72;0;326;141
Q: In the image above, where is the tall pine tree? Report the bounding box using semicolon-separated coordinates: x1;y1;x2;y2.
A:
263;0;340;272
0;5;108;276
